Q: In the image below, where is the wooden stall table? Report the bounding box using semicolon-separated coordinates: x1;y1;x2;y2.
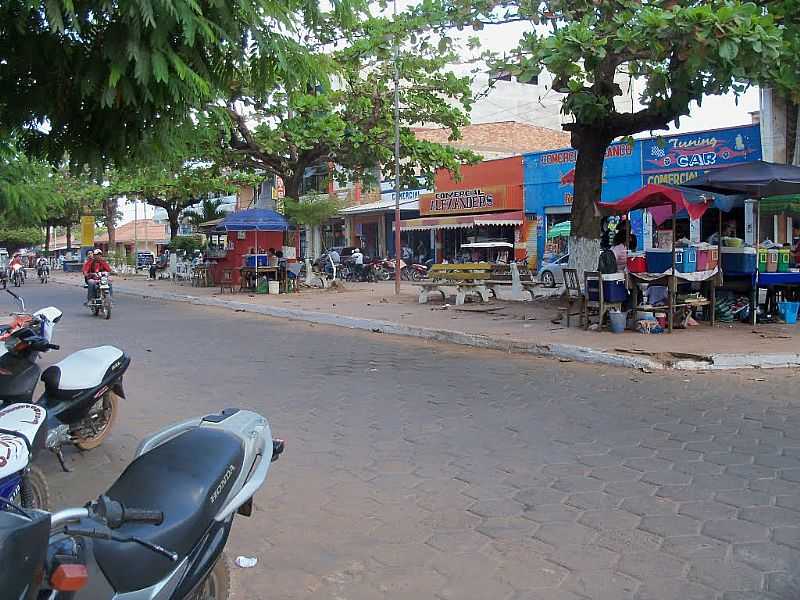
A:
627;268;720;332
239;266;279;292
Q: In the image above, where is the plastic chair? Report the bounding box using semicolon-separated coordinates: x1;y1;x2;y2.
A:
220;268;235;294
562;268;584;327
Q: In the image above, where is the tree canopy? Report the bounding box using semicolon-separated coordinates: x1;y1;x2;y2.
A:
0;0;366;167
416;0;798;245
204;15;479;201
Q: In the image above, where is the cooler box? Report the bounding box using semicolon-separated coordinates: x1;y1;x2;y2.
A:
778;248;791;273
696;247;719;271
244;254;269;267
676;246;696;273
587;274;628;303
721;247;757;273
627;254;646;273
767;249;779;273
646;249;675;273
758;248;768;271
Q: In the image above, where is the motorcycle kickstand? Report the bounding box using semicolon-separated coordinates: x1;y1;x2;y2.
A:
52;446;71;472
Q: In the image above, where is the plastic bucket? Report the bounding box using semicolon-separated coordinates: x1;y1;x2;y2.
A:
268;280;280;294
608;311;627;333
779;301;799;324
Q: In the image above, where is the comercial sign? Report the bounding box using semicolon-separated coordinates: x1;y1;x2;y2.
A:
524;142;642;210
420;185;521;216
80;216;95;247
641;124;761;184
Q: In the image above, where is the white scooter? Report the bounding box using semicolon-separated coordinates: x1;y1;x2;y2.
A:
2;408;283;599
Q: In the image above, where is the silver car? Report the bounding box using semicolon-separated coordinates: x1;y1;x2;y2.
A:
537;253;569;287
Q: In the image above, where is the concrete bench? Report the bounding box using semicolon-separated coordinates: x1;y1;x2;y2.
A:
416;263;492;305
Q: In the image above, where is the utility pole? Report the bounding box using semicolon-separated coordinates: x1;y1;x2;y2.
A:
393;0;401;295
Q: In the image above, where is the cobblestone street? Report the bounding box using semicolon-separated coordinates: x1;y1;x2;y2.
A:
35;283;800;599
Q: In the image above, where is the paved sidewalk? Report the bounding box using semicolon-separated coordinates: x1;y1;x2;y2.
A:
55;272;800;370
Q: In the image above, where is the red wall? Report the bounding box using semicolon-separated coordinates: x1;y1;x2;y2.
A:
435;156;524;191
210;230;284;285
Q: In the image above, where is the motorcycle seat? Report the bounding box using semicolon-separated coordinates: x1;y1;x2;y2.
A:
94;427;245;593
0;403;46;479
33;306;62;324
41;346;124;392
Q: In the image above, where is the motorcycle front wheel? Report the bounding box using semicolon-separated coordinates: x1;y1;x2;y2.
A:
19;465;49;510
102;294;112;320
72;391;119;450
188;553;231;600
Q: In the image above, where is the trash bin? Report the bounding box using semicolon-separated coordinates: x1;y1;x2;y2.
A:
608;311;627;333
268;280;280;295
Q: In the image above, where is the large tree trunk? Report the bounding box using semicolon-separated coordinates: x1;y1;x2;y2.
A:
168;209;180;240
104;198;116;247
568;127;612;276
66;224;72;254
44;225;51;253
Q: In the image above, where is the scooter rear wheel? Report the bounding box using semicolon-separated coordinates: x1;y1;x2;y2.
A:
19;465;49;510
188;553;231;600
72;391;119;450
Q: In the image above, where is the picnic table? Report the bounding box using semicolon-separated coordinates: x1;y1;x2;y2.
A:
417;263;492;305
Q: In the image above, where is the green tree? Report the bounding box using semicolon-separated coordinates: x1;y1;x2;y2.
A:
419;0;794;264
1;0;366;166
0;224;44;252
186;199;228;229
207;15;478;202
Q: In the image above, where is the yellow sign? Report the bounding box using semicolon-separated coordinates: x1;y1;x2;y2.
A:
81;216;95;246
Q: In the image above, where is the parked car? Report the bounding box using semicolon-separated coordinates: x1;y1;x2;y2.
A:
537;253;569;287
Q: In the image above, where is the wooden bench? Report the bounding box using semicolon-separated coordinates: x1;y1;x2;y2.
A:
417;263;492;305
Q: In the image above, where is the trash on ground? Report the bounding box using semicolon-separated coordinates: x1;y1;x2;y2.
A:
235;556;258;568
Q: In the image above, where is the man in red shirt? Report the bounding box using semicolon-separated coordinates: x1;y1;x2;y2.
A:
82;249;114;305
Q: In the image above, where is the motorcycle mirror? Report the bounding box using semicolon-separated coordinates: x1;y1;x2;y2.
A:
5;289;24;312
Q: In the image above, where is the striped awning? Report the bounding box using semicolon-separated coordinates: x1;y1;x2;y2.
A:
400;210;523;231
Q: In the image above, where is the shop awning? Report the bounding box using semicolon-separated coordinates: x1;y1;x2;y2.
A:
339;198;419;215
400;210;523;231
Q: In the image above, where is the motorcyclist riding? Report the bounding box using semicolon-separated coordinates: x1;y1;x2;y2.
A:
36;256;48;276
9;253;25;284
82;249;115;305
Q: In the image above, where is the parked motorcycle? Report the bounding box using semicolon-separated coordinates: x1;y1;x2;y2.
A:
0;293;129;469
1;408;284;599
0;402;50;509
86;271;113;319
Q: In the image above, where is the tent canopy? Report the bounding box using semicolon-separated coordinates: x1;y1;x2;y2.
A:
597;184;713;221
757;194;800;216
214;209;289;232
547;221;571;239
682;160;800;197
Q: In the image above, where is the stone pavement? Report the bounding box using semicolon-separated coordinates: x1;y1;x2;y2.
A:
34;281;800;600
55;272;800;370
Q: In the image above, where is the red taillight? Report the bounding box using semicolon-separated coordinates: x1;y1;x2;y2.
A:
50;564;88;591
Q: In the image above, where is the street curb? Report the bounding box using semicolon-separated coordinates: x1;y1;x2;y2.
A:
53;277;800;371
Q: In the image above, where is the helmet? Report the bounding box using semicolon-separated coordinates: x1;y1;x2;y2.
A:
93;249;102;255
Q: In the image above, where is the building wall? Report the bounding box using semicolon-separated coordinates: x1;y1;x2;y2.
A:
435;156;524;191
522;123;763;266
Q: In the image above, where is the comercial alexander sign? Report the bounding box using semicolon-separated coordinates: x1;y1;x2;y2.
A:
420;185;519;216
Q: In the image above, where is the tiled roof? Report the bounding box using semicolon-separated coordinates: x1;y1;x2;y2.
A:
413;121;570;157
96;220;169;243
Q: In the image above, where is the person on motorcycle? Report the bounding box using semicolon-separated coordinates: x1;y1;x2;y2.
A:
9;253;24;283
36;256;48;275
82;249;114;305
351;247;365;280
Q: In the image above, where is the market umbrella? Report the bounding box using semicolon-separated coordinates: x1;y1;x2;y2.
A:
597;183;714;225
682;160;800;197
213;209;289;232
547;221;571;239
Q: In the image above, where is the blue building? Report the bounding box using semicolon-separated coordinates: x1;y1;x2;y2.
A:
523;124;762;266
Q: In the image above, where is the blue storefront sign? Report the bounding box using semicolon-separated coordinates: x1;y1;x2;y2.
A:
523;124;762;265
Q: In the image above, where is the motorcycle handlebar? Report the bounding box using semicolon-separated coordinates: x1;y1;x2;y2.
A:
122;507;164;525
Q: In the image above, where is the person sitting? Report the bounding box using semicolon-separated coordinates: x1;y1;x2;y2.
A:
611;230;628;272
82;249;114;305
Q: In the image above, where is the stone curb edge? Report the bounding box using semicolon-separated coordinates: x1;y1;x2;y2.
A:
54;277;800;371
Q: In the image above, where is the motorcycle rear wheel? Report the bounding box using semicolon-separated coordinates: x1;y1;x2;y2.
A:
19;465;49;510
72;391;118;450
188;553;231;600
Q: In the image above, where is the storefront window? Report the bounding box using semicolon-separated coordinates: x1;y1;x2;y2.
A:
321;220;346;250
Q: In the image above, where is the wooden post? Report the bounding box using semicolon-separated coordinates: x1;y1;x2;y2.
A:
669;212;676;332
754;201;760;325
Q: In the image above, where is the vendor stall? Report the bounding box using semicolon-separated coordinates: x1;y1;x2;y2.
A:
685;161;800;324
598;184;727;332
208;209;290;288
